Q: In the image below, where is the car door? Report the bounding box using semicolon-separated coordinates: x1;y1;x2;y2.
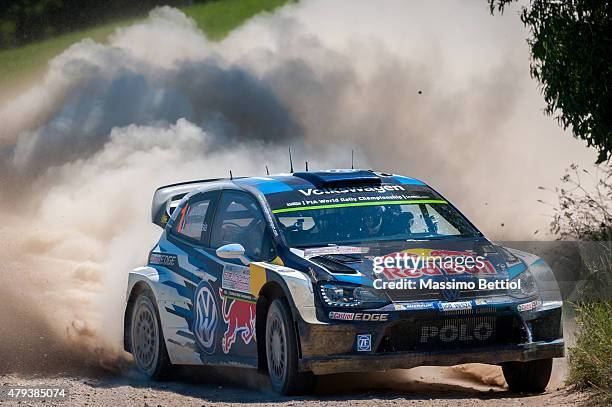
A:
205;190;277;361
160;191;221;364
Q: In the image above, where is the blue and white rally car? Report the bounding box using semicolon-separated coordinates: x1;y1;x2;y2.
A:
124;169;563;395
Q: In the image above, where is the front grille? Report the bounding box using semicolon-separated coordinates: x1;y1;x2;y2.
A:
377;313;526;352
385;288;507;302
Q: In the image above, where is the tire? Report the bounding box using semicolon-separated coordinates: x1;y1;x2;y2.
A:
265;298;314;395
502;358;553;393
130;289;173;380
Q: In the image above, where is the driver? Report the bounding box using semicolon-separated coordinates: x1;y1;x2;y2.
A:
362;206;384;237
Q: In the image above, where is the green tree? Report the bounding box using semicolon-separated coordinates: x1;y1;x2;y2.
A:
490;0;612;163
0;1;190;48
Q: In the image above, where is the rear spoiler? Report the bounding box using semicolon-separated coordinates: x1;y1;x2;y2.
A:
151;178;227;228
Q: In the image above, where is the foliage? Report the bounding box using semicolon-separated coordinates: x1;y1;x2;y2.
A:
548;163;611;402
0;1;186;48
490;0;612;163
550;163;612;241
567;301;612;405
548;163;611;297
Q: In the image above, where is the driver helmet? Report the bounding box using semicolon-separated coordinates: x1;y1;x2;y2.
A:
363;206;384;236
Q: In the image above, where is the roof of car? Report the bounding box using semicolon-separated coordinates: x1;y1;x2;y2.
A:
233;169;425;195
151;170;429;226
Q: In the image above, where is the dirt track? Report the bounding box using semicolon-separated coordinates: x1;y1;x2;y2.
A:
0;361;587;407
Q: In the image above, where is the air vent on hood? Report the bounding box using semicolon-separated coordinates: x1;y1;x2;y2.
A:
310;255;360;274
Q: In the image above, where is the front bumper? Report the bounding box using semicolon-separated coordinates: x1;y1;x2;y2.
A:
300;339;564;375
295;300;564;375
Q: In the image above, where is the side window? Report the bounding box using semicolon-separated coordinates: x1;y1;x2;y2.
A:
210;192;275;261
172;199;211;242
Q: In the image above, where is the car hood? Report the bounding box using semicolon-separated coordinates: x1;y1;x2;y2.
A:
297;238;537;299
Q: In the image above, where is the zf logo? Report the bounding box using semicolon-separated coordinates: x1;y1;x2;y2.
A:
193;281;218;354
357;334;372;352
420;322;493;343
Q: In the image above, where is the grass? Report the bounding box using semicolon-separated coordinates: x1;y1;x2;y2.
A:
184;0;291;41
567;301;612;405
0;21;138;89
0;0;291;91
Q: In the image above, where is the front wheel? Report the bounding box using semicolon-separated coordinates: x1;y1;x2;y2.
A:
265;298;314;395
502;358;553;393
130;289;173;379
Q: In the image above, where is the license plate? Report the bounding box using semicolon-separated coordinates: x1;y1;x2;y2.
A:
440;301;472;311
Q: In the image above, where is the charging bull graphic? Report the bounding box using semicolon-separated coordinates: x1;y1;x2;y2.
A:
219;289;256;354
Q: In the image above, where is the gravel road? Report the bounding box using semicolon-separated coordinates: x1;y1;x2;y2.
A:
0;360;586;407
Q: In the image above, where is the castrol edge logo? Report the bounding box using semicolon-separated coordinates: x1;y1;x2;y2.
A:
372;249;497;281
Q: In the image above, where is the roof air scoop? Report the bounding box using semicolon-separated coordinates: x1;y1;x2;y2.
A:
293;170;382;188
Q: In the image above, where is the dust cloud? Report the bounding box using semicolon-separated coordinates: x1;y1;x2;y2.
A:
0;0;592;385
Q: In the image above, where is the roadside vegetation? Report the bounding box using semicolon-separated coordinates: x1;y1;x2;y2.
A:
549;163;612;405
0;0;291;90
567;301;612;405
489;1;612;401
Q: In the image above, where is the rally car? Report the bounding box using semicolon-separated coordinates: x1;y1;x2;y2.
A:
124;169;563;395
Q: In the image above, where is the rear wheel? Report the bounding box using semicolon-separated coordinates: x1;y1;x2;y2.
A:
502;358;553;393
130;289;173;379
265;298;314;395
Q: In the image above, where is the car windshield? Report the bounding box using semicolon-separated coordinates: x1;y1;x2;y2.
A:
264;184;481;247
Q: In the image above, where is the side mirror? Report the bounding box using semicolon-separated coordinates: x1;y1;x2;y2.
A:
216;243;251;265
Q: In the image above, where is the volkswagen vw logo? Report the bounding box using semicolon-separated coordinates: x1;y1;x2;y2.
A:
193;280;218;354
441;277;461;301
441;287;460;301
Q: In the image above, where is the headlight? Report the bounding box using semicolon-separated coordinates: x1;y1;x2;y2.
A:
319;282;390;308
508;269;538;299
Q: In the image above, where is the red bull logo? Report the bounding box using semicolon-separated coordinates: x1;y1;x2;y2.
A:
219;289;256;354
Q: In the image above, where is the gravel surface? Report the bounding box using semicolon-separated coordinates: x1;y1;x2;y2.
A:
0;362;586;407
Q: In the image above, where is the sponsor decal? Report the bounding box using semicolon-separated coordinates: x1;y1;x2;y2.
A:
149;252;178;270
475;296;510;306
219;289;256;354
440;301;472;311
222;264;251;294
221;263;267;297
298;185;406;196
356;313;388;321
259;263;295;273
256;193;279;237
272;198;447;214
329;311;354;321
420;322;494;343
193;281;218;354
304;246;368;259
394;302;437;311
517;300;541;312
357;334;372;352
329;312;389;321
